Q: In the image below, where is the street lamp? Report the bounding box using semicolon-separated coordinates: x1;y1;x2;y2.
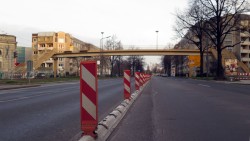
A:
99;33;111;76
156;30;159;49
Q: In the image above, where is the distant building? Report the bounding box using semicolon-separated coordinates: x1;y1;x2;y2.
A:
32;32;98;76
16;46;32;64
0;34;17;78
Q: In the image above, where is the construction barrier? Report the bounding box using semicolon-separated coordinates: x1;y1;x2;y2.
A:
237;73;250;76
124;70;131;100
140;73;143;86
135;72;140;90
235;77;250;80
80;61;98;137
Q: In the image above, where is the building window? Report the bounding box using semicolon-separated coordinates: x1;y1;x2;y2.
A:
0;61;2;69
33;38;37;42
0;50;2;56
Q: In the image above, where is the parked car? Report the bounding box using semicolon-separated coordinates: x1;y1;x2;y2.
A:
35;73;46;78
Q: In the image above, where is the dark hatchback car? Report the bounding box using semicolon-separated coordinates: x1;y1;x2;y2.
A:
35;73;46;79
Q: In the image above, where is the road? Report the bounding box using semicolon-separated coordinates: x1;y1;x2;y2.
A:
0;78;135;141
108;77;250;141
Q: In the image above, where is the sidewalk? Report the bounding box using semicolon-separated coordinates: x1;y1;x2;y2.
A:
0;84;40;90
227;80;250;85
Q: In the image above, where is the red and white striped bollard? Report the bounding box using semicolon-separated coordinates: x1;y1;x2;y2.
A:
124;70;131;99
135;72;140;90
80;61;98;137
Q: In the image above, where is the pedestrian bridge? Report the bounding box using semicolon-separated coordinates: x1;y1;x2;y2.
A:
53;49;204;58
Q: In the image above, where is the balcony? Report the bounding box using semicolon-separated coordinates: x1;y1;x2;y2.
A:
38;47;45;50
241;41;250;46
47;46;54;50
241;57;250;62
241;49;250;53
240;32;250;37
44;59;53;63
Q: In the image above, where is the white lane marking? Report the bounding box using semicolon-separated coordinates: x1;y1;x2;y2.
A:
82;93;96;120
198;84;211;87
152;89;158;96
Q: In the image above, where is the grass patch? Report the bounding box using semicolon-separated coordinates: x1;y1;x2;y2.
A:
191;77;215;80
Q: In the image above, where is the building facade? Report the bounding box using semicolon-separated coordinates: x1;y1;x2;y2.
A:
16;46;32;64
32;32;97;76
0;34;17;78
233;14;250;68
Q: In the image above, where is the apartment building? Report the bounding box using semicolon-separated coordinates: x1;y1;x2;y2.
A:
32;32;97;76
0;34;17;78
233;14;250;68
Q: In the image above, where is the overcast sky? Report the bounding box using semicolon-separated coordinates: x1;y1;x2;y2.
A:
0;0;188;65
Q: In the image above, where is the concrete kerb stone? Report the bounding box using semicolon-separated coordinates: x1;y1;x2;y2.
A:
79;81;150;141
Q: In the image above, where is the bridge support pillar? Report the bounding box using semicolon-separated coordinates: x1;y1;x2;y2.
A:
53;58;58;78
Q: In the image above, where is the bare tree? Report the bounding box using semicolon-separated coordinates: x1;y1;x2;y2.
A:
162;43;174;76
104;36;123;77
174;0;209;77
199;0;249;79
162;55;172;75
126;47;145;76
115;41;123;76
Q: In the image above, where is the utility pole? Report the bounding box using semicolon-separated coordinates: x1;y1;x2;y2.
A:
100;32;104;76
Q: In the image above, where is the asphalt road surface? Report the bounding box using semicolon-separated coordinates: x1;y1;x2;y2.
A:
108;77;250;141
0;78;135;141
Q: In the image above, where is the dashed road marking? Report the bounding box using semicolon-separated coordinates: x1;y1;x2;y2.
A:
198;84;211;87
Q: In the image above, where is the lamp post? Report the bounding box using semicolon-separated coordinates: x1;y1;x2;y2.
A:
156;30;159;49
100;34;111;76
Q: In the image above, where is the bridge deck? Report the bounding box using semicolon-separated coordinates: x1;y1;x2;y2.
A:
53;49;204;58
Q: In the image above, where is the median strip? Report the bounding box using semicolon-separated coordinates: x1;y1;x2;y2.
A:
79;81;149;141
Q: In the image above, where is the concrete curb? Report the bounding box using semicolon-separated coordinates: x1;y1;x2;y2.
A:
0;85;40;90
79;82;149;141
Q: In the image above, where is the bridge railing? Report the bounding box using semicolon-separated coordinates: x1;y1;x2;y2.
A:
121;45;172;50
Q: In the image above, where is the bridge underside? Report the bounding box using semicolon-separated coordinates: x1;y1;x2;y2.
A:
53;49;203;58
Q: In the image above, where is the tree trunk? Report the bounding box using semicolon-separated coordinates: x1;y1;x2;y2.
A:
117;61;121;77
216;48;224;79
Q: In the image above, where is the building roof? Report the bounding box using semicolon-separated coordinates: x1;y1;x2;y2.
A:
38;32;55;36
0;34;16;38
